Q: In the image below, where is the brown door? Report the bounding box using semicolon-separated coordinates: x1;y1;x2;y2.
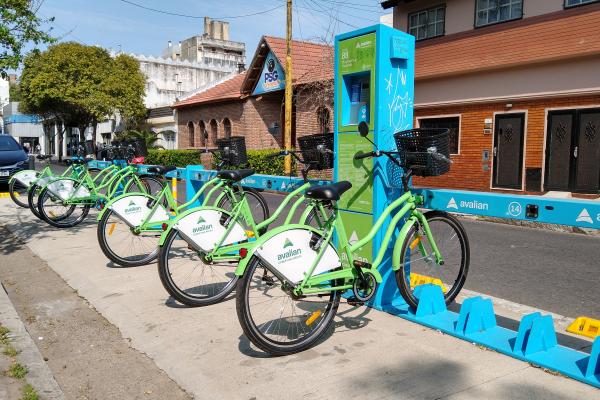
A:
493;113;525;189
545;109;600;193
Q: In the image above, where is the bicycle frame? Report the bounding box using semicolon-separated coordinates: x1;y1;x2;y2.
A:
234;189;444;296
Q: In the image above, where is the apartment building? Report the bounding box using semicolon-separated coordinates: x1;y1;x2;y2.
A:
381;0;600;195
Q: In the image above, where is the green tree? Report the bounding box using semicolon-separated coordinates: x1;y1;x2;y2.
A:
8;81;22;101
116;129;165;150
19;42;147;159
0;0;54;77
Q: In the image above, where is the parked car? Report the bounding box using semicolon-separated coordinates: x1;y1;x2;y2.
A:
0;135;29;183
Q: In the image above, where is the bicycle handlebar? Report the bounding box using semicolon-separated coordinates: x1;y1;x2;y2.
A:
354;151;375;160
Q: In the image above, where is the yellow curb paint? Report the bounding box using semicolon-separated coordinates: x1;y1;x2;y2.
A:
567;316;600;338
410;273;447;293
305;310;322;326
0;193;13;198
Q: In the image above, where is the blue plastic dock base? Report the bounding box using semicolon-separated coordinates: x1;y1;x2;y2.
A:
377;284;600;388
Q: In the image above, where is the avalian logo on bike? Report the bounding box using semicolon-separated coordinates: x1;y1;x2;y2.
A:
277;238;301;263
192;216;212;234
124;200;142;214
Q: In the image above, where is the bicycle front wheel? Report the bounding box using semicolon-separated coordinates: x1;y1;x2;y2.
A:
217;187;269;233
157;228;238;307
236;256;341;356
37;188;90;228
27;183;44;220
395;210;470;309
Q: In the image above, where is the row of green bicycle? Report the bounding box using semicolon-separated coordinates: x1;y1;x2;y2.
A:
9;155;163;228
8;126;470;356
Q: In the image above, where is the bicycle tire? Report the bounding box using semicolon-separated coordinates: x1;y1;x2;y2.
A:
27;183;44;220
97;208;160;267
9;178;30;208
236;255;341;356
37;187;91;228
395;210;470;309
157;227;238;307
217;187;269;233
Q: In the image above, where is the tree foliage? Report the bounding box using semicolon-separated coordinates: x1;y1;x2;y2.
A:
19;42;147;140
116;129;164;149
0;0;54;77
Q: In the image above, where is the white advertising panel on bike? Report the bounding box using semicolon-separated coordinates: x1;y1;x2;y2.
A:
111;195;170;227
255;229;341;284
175;209;247;252
13;170;37;187
46;179;75;201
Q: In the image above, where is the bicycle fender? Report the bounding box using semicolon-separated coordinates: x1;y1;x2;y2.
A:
158;207;246;252
109;194;169;227
392;216;418;272
234;225;342;284
10;169;37;187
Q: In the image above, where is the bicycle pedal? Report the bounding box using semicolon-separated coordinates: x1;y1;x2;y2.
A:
346;297;364;307
353;260;372;269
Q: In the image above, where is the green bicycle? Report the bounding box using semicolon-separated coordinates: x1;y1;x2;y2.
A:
96;139;270;268
156;134;334;307
36;162;153;228
9;155;88;209
234;122;470;355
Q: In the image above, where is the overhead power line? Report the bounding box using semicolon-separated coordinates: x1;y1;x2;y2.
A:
119;0;285;19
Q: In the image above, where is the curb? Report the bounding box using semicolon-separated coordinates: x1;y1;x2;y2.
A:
0;282;65;400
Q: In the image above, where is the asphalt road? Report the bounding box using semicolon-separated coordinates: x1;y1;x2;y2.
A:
3;163;599;319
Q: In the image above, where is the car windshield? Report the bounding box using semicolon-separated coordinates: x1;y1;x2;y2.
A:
0;136;22;151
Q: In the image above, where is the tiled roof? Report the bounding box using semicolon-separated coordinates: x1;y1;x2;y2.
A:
173;72;246;108
415;3;600;79
260;36;333;86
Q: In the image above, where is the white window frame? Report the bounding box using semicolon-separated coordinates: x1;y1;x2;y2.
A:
475;0;523;28
416;114;461;155
565;0;599;8
408;5;446;41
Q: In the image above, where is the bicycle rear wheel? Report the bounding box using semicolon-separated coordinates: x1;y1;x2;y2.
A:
395;211;470;309
37;187;90;228
236;256;341;356
217;187;269;233
157;228;238;306
97;208;160;267
9;179;30;208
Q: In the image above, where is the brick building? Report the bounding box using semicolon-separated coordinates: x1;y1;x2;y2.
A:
174;2;600;196
173;36;333;155
382;0;600;195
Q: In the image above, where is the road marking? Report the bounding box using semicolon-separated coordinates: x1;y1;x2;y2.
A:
567;316;600;338
0;193;13;198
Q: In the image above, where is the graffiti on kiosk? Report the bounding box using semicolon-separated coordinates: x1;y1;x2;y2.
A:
446;197;489;211
387;66;413;133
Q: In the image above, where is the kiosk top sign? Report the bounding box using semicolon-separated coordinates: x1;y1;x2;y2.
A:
339;33;376;74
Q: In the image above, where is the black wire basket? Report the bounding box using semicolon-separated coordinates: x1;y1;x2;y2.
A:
393;128;451;177
297;134;334;171
216;136;247;166
130;138;148;157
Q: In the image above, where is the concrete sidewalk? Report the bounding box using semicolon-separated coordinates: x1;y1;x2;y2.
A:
0;199;597;400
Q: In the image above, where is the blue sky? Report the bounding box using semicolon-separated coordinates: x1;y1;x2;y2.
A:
31;0;388;65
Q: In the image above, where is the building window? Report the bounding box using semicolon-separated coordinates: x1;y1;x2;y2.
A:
198;120;207;147
222;118;232;138
408;5;445;41
187;121;195;148
209;119;218;144
475;0;523;27
316;107;331;134
565;0;599;7
418;116;460;155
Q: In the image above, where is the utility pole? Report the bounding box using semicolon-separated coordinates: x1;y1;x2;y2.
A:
284;0;293;174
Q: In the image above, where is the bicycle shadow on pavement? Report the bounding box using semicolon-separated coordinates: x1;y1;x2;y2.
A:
237;303;374;358
0;205;97;255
